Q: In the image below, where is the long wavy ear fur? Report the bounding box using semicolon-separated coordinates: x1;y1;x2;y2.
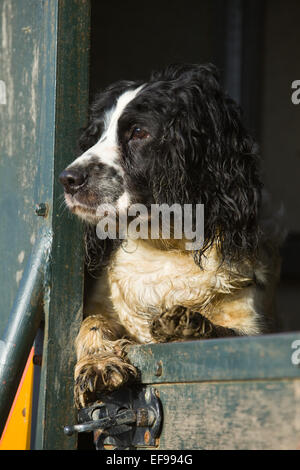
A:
155;64;262;265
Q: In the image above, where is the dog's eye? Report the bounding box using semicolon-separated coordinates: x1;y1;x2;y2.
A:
130;127;150;141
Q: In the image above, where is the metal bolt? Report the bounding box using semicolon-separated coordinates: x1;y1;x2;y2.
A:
136;408;155;427
136;408;149;427
144;430;151;445
35;203;48;217
33;354;42;366
155;360;163;377
145;388;151;402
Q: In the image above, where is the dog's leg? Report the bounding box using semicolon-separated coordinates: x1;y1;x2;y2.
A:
74;315;138;409
151;305;239;342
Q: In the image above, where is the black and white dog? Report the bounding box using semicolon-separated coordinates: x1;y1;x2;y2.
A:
60;64;281;408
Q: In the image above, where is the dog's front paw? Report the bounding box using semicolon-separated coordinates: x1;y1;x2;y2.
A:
74;354;138;408
151;306;213;342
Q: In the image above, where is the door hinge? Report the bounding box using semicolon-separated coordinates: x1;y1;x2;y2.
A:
64;387;162;449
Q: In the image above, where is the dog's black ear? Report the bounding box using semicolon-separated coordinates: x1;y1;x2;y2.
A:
196;96;262;265
157;64;262;264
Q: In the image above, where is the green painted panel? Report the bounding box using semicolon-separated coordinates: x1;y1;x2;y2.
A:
155;380;300;450
0;0;90;449
34;0;90;450
128;332;300;384
0;0;57;335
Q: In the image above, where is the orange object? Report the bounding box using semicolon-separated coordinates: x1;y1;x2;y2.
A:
0;348;34;450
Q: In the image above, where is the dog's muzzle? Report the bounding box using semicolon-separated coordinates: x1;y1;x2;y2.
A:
59;168;87;195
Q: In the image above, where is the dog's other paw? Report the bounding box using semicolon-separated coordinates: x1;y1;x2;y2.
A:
74;354;138;409
150;306;214;342
151;305;239;342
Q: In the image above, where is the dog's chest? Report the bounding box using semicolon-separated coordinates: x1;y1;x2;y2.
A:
107;241;221;342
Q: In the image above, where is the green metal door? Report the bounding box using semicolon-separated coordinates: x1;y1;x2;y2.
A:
0;0;90;450
128;333;300;449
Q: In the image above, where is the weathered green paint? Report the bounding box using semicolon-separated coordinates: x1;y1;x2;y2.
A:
128;334;300;450
128;332;300;384
0;228;52;434
154;380;300;450
0;0;54;336
34;0;90;450
0;0;90;449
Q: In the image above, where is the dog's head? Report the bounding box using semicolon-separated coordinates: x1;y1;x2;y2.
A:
60;64;262;262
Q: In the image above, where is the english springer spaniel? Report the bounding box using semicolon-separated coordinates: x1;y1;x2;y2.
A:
59;64;281;408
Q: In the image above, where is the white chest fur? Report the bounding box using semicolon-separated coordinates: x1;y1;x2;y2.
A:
87;239;271;341
107;240;236;342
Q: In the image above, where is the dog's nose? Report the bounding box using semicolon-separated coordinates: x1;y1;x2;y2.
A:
59;168;87;195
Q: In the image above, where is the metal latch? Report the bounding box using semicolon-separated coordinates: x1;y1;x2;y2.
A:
64;387;162;449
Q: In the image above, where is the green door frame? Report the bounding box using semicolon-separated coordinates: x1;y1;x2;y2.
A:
0;0;90;450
